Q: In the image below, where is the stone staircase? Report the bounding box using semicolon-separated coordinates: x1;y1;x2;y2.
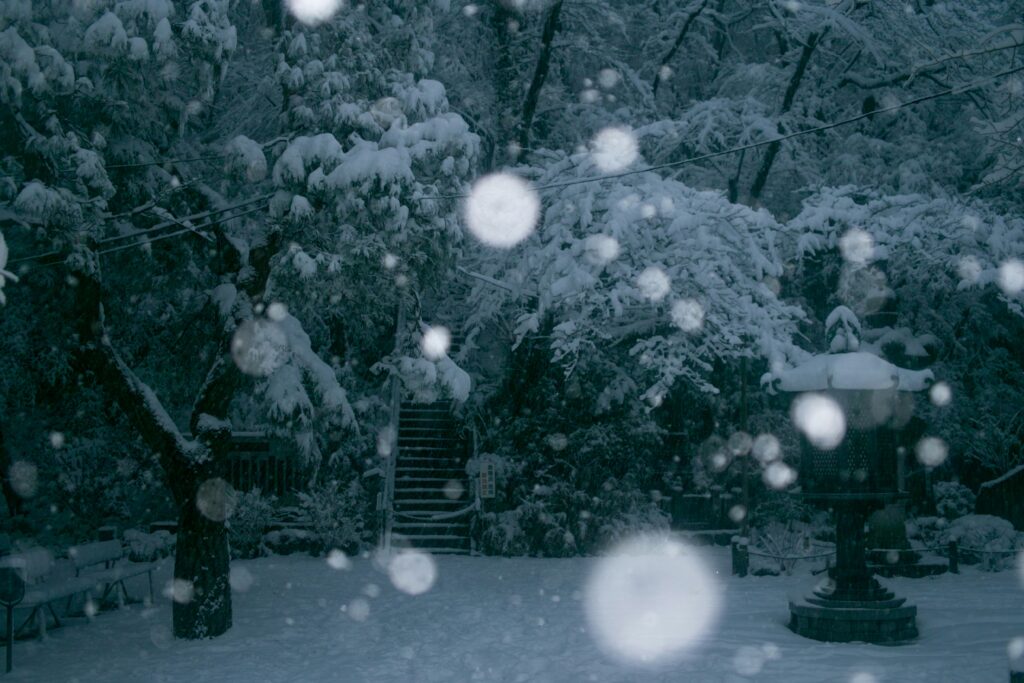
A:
390;400;473;554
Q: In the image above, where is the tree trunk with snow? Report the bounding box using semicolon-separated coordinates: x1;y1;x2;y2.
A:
72;259;238;639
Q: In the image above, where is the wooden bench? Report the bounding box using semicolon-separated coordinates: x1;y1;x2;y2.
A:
1;548;95;639
67;540;156;608
3;542;155;639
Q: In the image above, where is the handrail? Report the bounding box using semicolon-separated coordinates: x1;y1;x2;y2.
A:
381;297;407;553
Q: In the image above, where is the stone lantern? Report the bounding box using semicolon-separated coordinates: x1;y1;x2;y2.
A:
763;306;933;644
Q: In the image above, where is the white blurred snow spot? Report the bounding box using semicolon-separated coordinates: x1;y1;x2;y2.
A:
9;461;37;498
957;256;982;284
752;434;781;464
915;436;948;467
377;427;396;458
733;645;767;676
547;433;568;451
49;431;65;449
597;68;619;89
763;462;797;490
267;302;288;322
163;579;194;604
728;432;752;457
580;89;600;104
671;299;704;332
363;583;381;598
421;325;451;360
196;478;236;522
286;0;344;25
347;597;370;621
728;505;747;524
464;173;539;248
584;534;721;666
998;259;1024;295
590;127;638;173
463;4;479;17
657;65;673;82
229;566;254;592
388;550;437;595
1009;636;1024;665
839;229;874;265
443;480;465;500
584;234;620;266
84;599;98;618
849;673;878;683
231;320;288;376
637;266;671;301
149;624;173;649
791;393;846;450
383;253;399;270
929;382;952;407
326;549;351;570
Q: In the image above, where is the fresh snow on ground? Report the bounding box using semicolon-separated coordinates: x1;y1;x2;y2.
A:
11;547;1023;682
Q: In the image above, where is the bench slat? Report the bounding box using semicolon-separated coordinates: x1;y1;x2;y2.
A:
68;540;123;571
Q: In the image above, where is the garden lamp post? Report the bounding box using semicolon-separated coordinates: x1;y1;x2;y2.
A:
764;306;933;643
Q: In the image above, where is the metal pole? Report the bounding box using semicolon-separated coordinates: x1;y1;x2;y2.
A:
740;356;749;535
6;604;12;673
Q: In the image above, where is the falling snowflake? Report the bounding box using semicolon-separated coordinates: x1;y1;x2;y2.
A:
326;549;351;570
195;478;236;522
286;0;344;25
637;266;671;301
915;436;948;467
229;566;254;592
231;319;288;376
388;550;437;595
9;461;38;498
763;461;797;490
584;534;720;665
929;382;952;407
839;229;874;264
590;127;639;173
421;326;451;360
464;173;540;248
791;393;846;450
163;579;194;605
998;259;1024;295
671;299;704;332
583;234;620;266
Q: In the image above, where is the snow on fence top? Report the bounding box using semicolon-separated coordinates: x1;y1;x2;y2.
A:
763;351;934;394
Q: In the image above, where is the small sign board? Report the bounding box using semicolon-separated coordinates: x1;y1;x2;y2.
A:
0;562;25;607
479;461;496;499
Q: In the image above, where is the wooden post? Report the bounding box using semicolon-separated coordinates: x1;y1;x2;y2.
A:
948;540;959;574
732;539;749;577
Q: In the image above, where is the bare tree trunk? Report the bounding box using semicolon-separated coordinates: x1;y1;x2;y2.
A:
748;32;820;203
517;1;564;153
652;0;709;96
0;421;22;518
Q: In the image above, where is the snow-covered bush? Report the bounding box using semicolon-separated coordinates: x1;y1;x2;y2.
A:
297;479;371;555
229;489;276;559
934;481;976;521
123;529;175;562
946;514;1022;571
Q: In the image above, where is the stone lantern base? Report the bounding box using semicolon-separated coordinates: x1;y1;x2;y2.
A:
788;578;917;643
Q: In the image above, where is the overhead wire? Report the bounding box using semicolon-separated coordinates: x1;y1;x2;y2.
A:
426;63;1024;200
5;62;1023;266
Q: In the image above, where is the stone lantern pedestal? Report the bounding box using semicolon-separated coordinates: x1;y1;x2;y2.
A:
788;499;917;643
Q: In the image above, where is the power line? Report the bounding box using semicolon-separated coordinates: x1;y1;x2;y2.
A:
10;201;270;267
427;63;1024;200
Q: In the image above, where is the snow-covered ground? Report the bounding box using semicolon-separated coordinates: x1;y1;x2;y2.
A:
11;547;1023;682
